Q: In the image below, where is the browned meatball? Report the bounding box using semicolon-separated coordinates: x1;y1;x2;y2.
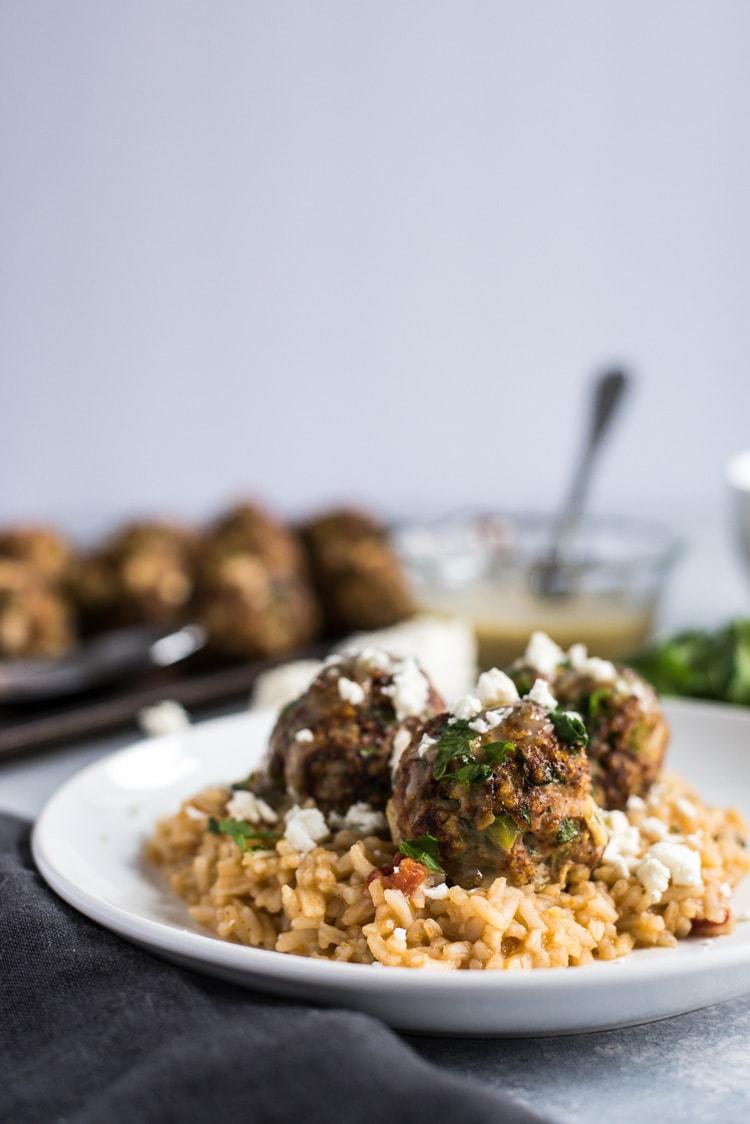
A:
0;559;76;658
194;550;320;659
194;501;320;659
506;636;669;810
299;508;415;634
551;665;668;810
389;698;606;890
70;520;198;633
264;649;444;814
207;501;307;577
0;525;73;583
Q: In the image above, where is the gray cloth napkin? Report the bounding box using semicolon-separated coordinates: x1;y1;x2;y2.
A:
0;811;548;1124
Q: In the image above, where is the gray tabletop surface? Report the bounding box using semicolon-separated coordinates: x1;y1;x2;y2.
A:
3;506;750;1122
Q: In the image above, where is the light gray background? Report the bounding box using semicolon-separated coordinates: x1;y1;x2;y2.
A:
2;2;749;547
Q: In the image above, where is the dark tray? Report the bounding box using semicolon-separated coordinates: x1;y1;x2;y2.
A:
0;645;328;763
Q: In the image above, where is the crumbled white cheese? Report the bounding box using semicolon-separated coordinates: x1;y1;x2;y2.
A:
601;809;641;878
137;699;191;736
390;725;414;776
475;667;519;708
338;676;366;705
579;656;617;683
350;647;393;673
393;927;407;943
284;805;329;853
328;801;387;835
226;789;278;824
619;673;651;702
417;733;438;758
294;728;314;744
648;841;702;887
451;695;483;720
640;816;672;841
423;882;450;900
646;781;667;808
626;794;647;813
636;841;702;903
527;678;558;711
567;643;616;682
381;656;431;720
484;707;512;729
675;797;697;821
523;631;564;676
469;708;513;734
636;854;671;899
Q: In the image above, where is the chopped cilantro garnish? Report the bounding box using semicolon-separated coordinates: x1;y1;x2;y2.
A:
556;818;580;844
448;762;493;785
399;833;444;873
514;673;533;696
484;740;516;765
207;816;281;852
586;688;611;722
550;709;588;749
432;719;478;780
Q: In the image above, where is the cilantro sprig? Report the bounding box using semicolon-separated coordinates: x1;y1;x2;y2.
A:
630;620;750;706
556;818;581;845
207;816;281;852
431;719;478;780
550;709;588;750
399;833;444;873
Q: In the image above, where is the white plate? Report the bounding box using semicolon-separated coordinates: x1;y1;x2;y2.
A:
32;699;750;1037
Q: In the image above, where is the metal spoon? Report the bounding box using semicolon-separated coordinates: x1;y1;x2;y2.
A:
532;368;629;597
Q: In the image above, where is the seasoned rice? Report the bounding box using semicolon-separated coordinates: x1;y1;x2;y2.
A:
145;770;750;970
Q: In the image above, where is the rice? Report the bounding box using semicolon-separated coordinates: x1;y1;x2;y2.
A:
145;770;750;970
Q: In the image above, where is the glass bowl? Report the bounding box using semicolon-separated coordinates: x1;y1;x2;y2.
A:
391;512;681;670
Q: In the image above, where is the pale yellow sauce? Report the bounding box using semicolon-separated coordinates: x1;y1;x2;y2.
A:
414;587;653;670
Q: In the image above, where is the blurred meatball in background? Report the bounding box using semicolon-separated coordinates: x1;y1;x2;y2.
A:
193;500;320;659
0;525;74;584
69;520;199;634
299;507;415;634
0;559;76;658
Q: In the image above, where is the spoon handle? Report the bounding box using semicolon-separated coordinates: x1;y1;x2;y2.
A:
534;368;629;596
563;369;628;528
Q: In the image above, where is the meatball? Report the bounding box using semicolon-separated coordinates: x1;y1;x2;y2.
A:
0;524;73;584
507;631;669;809
194;501;320;659
206;500;307;576
70;520;198;633
298;508;415;634
0;559;76;658
263;649;444;815
389;695;607;890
